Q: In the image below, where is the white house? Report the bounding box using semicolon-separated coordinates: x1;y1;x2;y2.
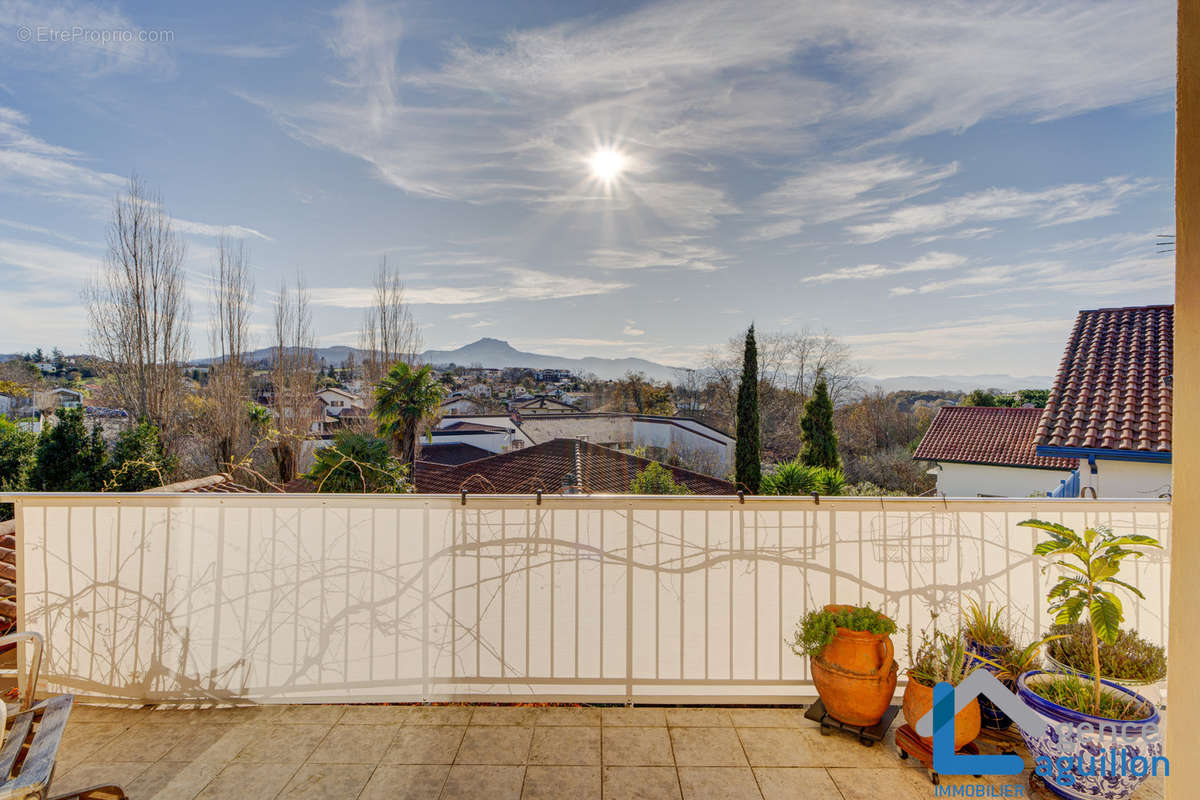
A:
441;396;485;416
432;412;735;476
315;387;364;418
914;406;1075;497
914;304;1174;499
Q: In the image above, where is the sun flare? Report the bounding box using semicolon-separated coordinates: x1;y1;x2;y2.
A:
588;148;626;183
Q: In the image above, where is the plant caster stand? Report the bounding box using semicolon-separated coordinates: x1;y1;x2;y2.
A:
894;723;981;785
804;699;899;747
976;723;1024;757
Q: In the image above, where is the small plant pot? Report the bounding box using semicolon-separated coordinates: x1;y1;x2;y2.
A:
964;638;1013;730
809;605;897;728
1016;671;1161;800
901;671;980;750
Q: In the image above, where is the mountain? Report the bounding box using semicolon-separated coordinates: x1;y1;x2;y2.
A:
419;338;682;382
194;345;373;368
194;338;682;381
857;374;1054;393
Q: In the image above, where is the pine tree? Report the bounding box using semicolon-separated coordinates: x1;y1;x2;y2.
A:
799;378;839;469
107;420;177;491
32;408;107;491
734;325;762;492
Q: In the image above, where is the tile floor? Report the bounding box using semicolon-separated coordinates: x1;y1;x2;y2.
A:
49;704;1167;799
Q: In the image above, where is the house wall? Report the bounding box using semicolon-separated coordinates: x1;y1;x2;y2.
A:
429;431;518;453
1083;459;1173;499
934;462;1074;497
632;418;732;476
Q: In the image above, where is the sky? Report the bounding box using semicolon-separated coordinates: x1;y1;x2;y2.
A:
0;0;1177;377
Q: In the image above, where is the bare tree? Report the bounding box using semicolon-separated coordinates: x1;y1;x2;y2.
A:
198;237;254;470
359;257;422;388
85;174;190;443
695;328;860;460
269;274;318;484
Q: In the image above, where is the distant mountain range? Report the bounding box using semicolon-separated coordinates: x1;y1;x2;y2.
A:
857;374;1054;393
169;340;1050;392
193;338;685;382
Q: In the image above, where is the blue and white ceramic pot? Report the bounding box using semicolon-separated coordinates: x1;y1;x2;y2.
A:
1016;671;1162;800
965;638;1012;729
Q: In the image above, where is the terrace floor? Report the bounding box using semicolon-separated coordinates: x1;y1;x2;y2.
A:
53;703;1167;800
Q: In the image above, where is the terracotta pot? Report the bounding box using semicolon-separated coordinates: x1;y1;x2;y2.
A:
810;604;897;727
901;671;981;750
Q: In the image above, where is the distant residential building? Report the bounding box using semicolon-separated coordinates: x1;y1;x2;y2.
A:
415;438;735;495
36;387;83;409
84;406;132;443
441;396;485;416
511;395;580;415
534;368;574;383
432;412;735;476
913;406;1074;497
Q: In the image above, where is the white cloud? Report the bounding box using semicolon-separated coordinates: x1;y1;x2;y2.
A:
588;235;730;272
802;251;965;284
311;267;630;307
0;237;100;280
890;254;1174;297
251;0;1170;214
845;316;1072;364
748;156;957;241
0;0;175;77
847;177;1157;243
623;321;645;336
194;43;294;59
170;218;272;241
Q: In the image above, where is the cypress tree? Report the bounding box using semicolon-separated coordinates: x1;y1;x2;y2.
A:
734;325;762;492
800;378;840;469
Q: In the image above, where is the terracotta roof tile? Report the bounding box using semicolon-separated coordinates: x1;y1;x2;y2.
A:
913;406;1075;470
1035;305;1173;453
415;438;735;495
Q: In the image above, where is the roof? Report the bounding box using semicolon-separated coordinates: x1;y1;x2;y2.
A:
414;438;736;495
143;473;259;494
513;395;578;411
1035;305;1173;455
436;420;512;433
417;442;495;466
913;406;1075;470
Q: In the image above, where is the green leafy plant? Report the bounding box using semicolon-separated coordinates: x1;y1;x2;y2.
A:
1026;672;1149;722
989;636;1064;685
629;461;691;495
760;459;846;496
961;599;1012;649
1046;623;1166;684
1019;519;1161;714
790;605;895;658
304;431;412;494
908;627;971;687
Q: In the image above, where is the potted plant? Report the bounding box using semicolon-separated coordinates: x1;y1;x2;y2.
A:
790;604;897;727
961;599;1014;729
1044;623;1166;695
1015;520;1163;800
903;626;980;750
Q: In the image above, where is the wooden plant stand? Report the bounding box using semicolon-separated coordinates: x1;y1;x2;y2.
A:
894;723;981;785
803;699;900;747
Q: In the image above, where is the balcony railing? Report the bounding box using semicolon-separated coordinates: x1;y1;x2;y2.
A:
0;493;1170;705
1047;469;1082;498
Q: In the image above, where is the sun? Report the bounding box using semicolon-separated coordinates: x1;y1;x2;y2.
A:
588;148;626;183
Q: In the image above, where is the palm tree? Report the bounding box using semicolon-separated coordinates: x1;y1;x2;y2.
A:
372;362;443;473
